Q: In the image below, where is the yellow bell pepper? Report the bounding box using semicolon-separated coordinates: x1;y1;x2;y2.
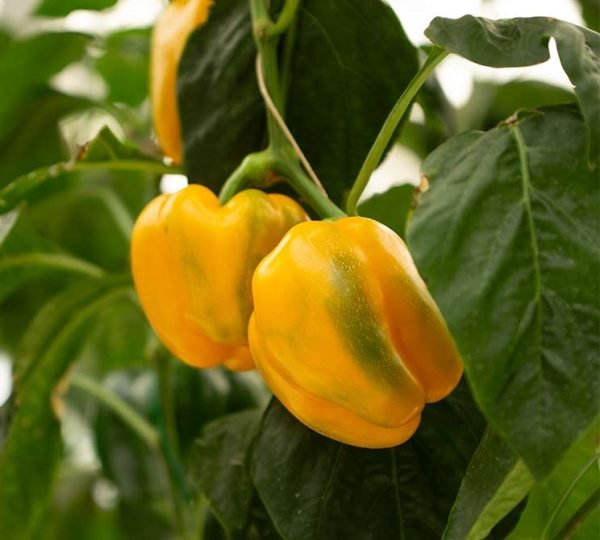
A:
249;217;463;447
151;0;212;163
131;185;308;371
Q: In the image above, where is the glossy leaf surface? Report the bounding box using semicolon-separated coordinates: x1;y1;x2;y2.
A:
425;16;600;167
409;106;600;479
252;384;484;540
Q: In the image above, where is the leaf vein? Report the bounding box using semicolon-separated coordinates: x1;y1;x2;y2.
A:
511;124;545;440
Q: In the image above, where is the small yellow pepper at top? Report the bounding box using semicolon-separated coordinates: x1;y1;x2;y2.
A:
151;0;213;163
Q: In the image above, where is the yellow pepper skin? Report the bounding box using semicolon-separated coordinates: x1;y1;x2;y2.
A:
151;0;212;164
131;185;308;371
249;217;464;447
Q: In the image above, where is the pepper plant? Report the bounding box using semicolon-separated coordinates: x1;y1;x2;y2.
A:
0;0;598;539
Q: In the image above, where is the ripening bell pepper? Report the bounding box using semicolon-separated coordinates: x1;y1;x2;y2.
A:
249;217;463;447
151;0;212;163
131;185;308;371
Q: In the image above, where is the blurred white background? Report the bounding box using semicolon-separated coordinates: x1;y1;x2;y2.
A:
0;0;586;406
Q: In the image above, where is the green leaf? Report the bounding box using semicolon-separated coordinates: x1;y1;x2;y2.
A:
191;410;262;534
443;429;533;540
0;33;89;139
83;297;150;373
95;28;151;107
179;0;418;201
0;126;174;215
425;16;600;167
286;0;419;204
0;219;75;305
78;126;160;165
178;0;265;191
408;106;600;480
13;279;128;389
174;368;267;458
36;0;118;17
28;190;130;272
578;0;600;32
252;382;485;540
508;420;600;539
457;80;575;133
358;184;416;239
93;364;266;525
0;281;131;540
0;90;91;187
0;218;77;354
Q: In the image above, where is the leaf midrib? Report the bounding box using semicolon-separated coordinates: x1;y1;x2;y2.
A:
511;124;544;436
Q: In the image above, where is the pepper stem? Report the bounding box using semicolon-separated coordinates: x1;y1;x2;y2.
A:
346;46;449;216
217;0;345;220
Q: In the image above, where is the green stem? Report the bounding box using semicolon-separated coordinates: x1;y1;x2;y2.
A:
75;160;183;175
219;147;344;218
156;351;180;458
194;494;208;540
542;452;600;538
155;350;193;539
346;46;449;215
267;0;300;36
553;488;600;540
274;158;345;219
279;1;300;113
242;0;344;218
218;150;277;203
0;253;106;278
250;0;287;150
0;159;183;214
69;373;160;449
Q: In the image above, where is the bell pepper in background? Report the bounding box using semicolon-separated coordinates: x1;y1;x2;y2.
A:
151;0;212;163
131;185;308;371
249;217;464;447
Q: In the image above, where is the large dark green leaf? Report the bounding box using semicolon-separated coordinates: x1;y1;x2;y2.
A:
286;0;418;204
96;28;151;107
191;410;262;535
0;280;131;540
425;16;600;167
179;0;418;201
178;0;265;191
443;429;533;539
36;0;117;17
408;106;600;480
508;420;599;539
252;382;485;540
